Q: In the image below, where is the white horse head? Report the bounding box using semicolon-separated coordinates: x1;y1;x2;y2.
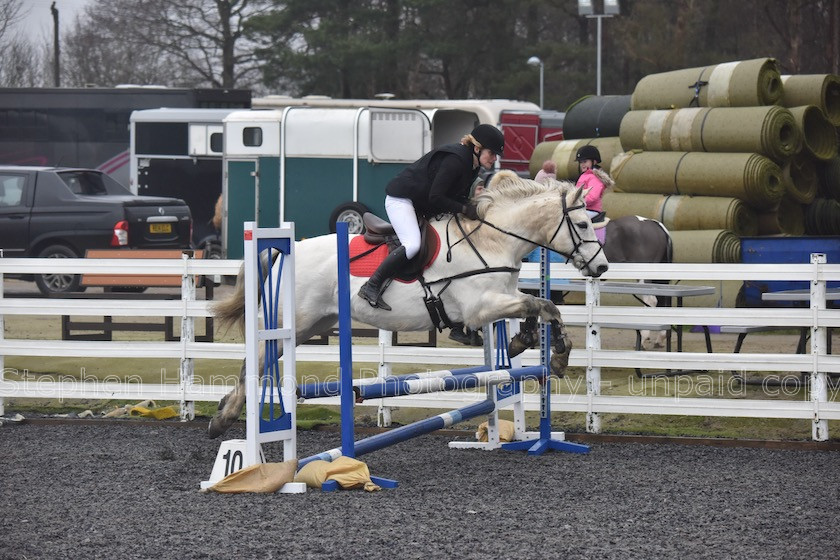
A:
477;170;607;277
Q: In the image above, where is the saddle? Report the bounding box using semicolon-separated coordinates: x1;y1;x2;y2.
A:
589;211;609;229
590;211;609;243
348;213;440;282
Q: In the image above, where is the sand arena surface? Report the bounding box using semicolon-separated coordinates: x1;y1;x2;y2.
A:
1;421;838;560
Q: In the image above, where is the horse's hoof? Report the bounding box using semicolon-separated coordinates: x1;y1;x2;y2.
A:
508;337;528;357
508;332;536;357
449;329;469;345
207;414;235;439
550;353;568;377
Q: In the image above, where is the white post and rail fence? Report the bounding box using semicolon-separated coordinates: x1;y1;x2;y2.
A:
0;255;838;440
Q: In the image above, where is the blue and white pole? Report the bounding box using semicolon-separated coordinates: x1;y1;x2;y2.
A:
299;399;497;468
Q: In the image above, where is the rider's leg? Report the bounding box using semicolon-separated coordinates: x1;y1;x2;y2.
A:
358;196;419;311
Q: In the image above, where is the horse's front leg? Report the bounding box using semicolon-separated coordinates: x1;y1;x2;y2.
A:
470;291;569;376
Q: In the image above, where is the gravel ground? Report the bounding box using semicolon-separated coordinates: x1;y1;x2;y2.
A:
1;421;839;560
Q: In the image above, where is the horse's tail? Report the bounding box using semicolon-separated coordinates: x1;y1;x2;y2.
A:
211;249;279;333
212;263;247;333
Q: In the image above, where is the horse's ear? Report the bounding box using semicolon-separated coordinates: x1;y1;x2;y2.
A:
570;186;588;204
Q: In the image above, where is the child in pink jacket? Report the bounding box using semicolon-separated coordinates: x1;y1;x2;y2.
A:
574;145;613;219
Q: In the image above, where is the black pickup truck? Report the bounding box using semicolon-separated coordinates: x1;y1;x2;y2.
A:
0;166;192;294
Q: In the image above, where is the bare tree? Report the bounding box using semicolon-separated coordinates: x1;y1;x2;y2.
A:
0;0;24;40
61;0;270;88
61;8;181;87
0;0;50;87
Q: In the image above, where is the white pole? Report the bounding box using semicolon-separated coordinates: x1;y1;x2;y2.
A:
539;62;544;109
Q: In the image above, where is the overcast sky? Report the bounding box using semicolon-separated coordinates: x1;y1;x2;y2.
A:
12;0;91;43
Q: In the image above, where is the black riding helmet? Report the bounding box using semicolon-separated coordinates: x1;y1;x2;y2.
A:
575;145;601;164
471;124;504;156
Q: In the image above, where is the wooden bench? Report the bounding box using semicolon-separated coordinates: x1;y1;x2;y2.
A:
60;249;214;342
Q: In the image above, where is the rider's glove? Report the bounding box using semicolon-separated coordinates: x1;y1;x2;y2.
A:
462;203;480;221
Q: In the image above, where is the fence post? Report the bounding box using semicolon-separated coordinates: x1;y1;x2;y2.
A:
585;277;602;433
179;252;196;421
810;253;828;441
377;329;393;427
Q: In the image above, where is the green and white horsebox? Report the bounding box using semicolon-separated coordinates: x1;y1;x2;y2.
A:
222;98;542;258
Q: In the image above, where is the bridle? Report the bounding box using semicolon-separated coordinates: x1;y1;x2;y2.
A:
417;189;604;331
449;190;605;271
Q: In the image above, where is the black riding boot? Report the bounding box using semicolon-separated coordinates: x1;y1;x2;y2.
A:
358;246;409;311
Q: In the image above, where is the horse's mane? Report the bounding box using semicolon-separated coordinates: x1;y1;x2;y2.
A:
475;169;578;216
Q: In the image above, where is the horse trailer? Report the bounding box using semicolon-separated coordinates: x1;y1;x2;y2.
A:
129;98;560;258
129;108;241;255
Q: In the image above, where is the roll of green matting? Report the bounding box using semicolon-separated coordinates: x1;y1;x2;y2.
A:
781;74;840;126
820;156;840;201
630;58;782;110
602;192;758;236
609;151;784;209
781;154;819;204
757;195;804;235
804;198;840;235
619;105;801;162
788;105;838;161
669;230;742;263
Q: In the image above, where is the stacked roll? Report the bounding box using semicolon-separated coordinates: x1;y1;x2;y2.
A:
609;151;784;209
619;106;801;162
630;58;783;110
530;61;840;261
669;230;742;263
562;95;632;139
781;74;840;126
602;192;758;236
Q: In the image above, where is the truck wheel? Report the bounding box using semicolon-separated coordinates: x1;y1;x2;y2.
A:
329;202;369;234
35;244;82;295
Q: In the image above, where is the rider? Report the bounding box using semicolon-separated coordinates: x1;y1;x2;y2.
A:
358;123;504;311
575;145;613;220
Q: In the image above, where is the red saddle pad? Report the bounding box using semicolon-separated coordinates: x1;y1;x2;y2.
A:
348;229;440;282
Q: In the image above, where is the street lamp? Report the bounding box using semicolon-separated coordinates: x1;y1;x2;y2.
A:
527;56;544;109
578;0;620;96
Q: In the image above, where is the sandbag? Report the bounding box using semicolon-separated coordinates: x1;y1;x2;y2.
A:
619;106;801;162
610;151;784;210
476;419;516;442
602;192;758;236
781;74;840;126
203;461;298;494
630;58;782;110
669;230;742;263
788;105;838;161
562;95;632;139
294;456;381;492
529;137;624;180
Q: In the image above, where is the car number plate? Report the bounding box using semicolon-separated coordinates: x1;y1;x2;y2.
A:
149;223;172;234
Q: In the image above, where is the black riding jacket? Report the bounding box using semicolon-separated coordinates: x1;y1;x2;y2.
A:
385;143;478;218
